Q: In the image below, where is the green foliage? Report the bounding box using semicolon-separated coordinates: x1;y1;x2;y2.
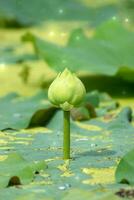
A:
0;92;56;130
0;153;46;188
119;0;134;23
0;90;117;130
0;44;37;65
63;189;121;200
0;105;133;199
0;0;117;26
22;20;134;82
115;149;134;185
0;2;134;198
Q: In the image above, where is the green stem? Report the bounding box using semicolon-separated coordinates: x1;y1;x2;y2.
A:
63;111;70;159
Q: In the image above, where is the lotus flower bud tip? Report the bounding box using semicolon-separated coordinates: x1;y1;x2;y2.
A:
48;68;86;111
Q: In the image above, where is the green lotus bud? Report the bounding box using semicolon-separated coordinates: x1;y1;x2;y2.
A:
48;68;86;111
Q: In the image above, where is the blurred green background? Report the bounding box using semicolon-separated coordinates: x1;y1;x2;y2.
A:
0;1;134;196
0;0;134;99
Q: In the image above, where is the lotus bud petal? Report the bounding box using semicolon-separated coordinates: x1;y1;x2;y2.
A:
48;68;86;111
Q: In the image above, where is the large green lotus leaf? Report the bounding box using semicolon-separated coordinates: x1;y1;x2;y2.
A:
0;100;132;198
22;20;134;82
80;75;134;97
63;189;121;200
10;108;133;182
115;148;134;185
0;187;53;200
45;107;134;156
0;186;124;200
0;153;47;188
0;91;56;130
0;90;117;130
0;0;117;26
0;106;133;198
